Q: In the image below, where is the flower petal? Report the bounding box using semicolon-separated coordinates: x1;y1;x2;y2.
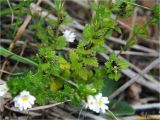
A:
100;104;109;113
92;106;100;113
102;97;109;104
95;93;102;101
63;30;76;42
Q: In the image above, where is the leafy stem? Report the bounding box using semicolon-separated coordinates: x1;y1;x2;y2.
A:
53;74;79;88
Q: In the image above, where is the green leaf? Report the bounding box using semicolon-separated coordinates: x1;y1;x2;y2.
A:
50;79;64;93
110;100;135;116
109;52;116;61
39;63;50;71
83;24;93;40
95;5;111;20
83;57;98;67
71;62;82;70
152;4;160;18
0;46;38;66
39;47;56;62
126;38;137;48
102;79;118;96
61;17;72;25
151;4;160;25
90;3;97;10
133;24;148;38
54;0;62;10
78;67;90;80
109;72;121;81
55;36;66;49
92;79;103;92
0;1;31;16
115;27;122;34
117;59;129;69
58;57;70;70
69;50;79;62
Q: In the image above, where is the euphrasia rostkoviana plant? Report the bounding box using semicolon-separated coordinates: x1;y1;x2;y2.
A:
5;0;159;115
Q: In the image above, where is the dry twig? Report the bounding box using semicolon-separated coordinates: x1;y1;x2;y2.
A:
132;103;160;110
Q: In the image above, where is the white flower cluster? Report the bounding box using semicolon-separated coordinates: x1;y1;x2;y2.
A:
0;83;36;111
85;93;109;113
63;30;76;42
0;84;109;113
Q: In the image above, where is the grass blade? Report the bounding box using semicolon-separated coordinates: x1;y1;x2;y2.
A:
0;46;38;66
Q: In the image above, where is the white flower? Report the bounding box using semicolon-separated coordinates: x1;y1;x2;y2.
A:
85;95;97;111
85;93;109;113
13;90;36;111
63;30;76;42
112;0;116;3
95;93;109;113
0;83;9;97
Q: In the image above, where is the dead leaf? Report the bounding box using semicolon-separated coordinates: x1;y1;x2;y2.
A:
128;83;142;104
140;0;157;8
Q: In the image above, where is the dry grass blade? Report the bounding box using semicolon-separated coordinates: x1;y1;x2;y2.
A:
119;115;160;120
132;103;160;110
5;105;42;116
28;101;69;111
0;39;37;47
114;50;159;57
9;15;31;51
107;37;158;53
64;105;107;120
0;69;22;75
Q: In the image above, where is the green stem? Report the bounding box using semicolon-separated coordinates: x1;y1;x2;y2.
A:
53;74;78;88
108;110;119;120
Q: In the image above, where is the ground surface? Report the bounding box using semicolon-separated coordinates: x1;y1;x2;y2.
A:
0;0;160;120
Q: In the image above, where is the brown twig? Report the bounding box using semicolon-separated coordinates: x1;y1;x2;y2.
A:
132;103;160;110
114;50;158;57
5;105;41;116
107;37;158;53
119;115;160;120
0;69;22;75
29;100;70;111
0;38;37;47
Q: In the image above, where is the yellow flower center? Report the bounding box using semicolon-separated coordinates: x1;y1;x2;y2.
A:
2;89;7;92
21;96;29;102
98;100;103;106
